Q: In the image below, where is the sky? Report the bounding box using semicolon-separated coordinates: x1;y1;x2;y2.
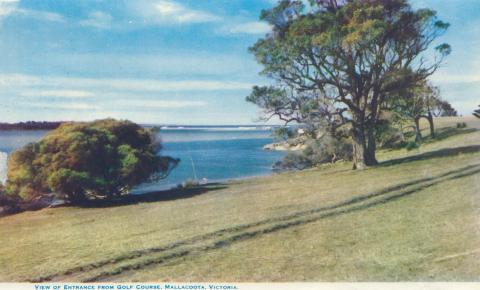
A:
0;0;478;125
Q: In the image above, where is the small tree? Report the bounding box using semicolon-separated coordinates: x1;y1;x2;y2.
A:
391;81;457;142
432;100;457;117
391;81;441;141
6;119;179;204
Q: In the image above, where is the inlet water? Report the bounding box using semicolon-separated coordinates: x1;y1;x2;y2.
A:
0;127;285;192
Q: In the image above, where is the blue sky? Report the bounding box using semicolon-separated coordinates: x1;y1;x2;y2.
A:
0;0;478;125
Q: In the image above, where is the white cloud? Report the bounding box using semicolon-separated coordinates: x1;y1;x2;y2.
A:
0;73;253;122
431;73;480;84
154;0;220;23
0;0;18;17
26;102;98;110
116;100;207;109
223;21;272;35
95;79;251;92
0;74;253;92
16;8;64;22
80;11;112;29
24;52;263;80
20;90;94;98
0;73;38;86
131;0;221;25
0;0;64;22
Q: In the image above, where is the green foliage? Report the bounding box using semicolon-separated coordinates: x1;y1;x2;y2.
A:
375;119;405;148
6;119;179;204
274;134;352;171
0;184;6;198
248;0;450;169
456;122;467;129
390;82;437;120
405;141;420;151
0;184;22;216
435;100;457;117
272;127;296;141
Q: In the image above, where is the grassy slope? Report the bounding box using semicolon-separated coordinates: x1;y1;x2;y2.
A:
0;117;479;282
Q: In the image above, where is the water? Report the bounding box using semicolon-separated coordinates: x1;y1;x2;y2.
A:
0;127;284;190
0;130;51;185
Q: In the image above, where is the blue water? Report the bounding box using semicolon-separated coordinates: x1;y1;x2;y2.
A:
0;127;284;191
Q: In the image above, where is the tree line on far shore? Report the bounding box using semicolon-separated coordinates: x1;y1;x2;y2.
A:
0;121;64;131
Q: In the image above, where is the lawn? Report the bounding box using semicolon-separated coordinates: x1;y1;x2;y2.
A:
0;117;479;282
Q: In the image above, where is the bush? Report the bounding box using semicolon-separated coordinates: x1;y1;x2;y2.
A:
274;134;352;171
375;119;405;148
0;185;22;216
6;119;179;204
405;141;420;151
274;153;312;171
456;122;467;129
272;127;296;141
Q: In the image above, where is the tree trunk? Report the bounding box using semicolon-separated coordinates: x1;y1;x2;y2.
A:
366;126;379;166
352;128;367;170
398;123;406;142
414;117;422;143
351;125;378;170
426;112;435;138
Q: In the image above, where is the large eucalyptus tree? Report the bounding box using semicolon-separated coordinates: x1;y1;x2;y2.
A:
247;0;450;169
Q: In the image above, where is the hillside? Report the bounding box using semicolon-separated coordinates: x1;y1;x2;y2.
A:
0;117;479;282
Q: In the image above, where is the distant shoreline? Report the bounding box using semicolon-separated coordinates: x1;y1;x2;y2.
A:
0;121;64;131
0;122;283;131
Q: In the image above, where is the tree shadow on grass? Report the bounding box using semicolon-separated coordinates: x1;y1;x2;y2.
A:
423;127;478;144
32;163;480;283
84;164;480;282
381;145;480;167
78;183;228;208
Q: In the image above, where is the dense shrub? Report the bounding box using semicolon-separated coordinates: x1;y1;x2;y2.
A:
274;153;312;171
375;120;405;148
274;134;352;171
0;185;22;216
456;122;467;129
272;127;296;141
405;141;420;151
6;119;179;204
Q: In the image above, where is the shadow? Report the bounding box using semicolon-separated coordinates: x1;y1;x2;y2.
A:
381;145;480;167
77;183;228;208
204;164;480;252
84;164;480;282
423;127;478;143
380;127;478;151
32;163;480;283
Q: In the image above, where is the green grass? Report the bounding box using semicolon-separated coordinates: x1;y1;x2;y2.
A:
0;117;479;282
